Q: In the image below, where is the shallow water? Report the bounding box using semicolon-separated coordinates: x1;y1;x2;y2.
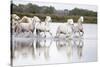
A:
11;23;97;66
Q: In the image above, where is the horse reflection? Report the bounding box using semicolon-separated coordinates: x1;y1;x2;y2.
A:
56;39;73;62
12;40;35;60
35;39;52;60
56;38;84;62
73;39;84;60
12;39;52;62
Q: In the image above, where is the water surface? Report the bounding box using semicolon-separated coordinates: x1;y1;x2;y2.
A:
11;23;97;66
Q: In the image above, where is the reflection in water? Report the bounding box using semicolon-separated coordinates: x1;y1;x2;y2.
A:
75;39;84;60
56;40;72;62
12;38;84;66
12;39;52;60
35;39;52;60
11;24;97;66
56;39;84;62
12;41;35;59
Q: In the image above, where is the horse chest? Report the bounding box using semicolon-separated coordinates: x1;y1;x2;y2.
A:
61;25;72;33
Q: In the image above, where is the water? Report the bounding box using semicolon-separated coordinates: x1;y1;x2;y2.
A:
11;23;97;66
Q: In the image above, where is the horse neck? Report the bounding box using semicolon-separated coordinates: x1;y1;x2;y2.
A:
30;20;35;26
78;21;82;25
32;20;38;27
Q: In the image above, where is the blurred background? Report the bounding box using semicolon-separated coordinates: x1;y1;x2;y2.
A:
11;1;97;23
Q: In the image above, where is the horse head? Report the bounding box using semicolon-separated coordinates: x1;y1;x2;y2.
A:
78;16;84;23
67;19;74;25
45;16;52;22
12;14;20;20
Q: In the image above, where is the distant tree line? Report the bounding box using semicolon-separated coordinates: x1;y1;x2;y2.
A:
11;3;55;14
69;8;97;17
11;3;97;23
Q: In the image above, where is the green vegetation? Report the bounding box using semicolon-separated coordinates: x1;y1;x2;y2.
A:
11;3;55;14
11;3;97;24
69;8;97;17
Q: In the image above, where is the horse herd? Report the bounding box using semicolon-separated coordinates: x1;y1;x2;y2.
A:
11;14;84;38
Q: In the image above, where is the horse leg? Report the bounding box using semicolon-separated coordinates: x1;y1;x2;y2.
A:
55;32;58;38
29;29;34;37
79;30;84;37
69;33;72;39
44;31;46;38
74;31;77;37
66;33;70;38
29;30;33;37
81;30;84;37
56;30;60;38
57;33;61;38
49;31;52;37
78;30;80;37
15;26;20;36
36;29;39;37
56;33;59;38
32;27;35;36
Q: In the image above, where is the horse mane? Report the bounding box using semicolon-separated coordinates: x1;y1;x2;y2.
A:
20;16;29;23
33;16;41;22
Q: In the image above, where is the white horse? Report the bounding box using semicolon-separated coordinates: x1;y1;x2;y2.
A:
56;19;74;38
11;14;20;33
72;16;84;37
35;16;52;37
15;16;40;35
